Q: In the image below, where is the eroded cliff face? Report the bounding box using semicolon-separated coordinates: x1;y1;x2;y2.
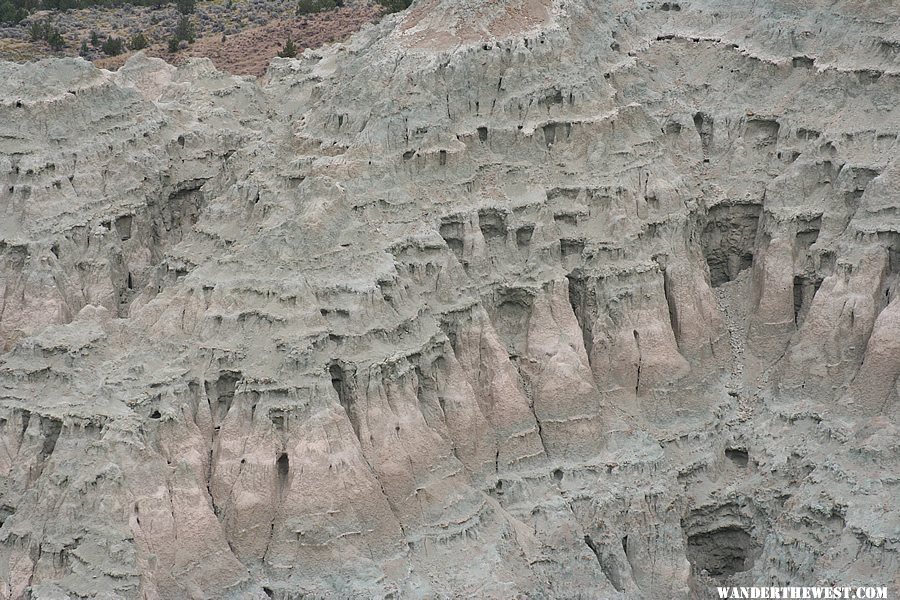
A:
0;0;898;598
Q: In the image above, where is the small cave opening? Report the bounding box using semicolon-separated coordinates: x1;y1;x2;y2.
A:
560;238;585;260
554;212;579;227
489;288;534;357
0;504;15;527
330;363;346;406
516;225;534;249
542;88;564;106
664;120;683;135
39;418;62;460
686;526;756;577
693;111;714;156
478;208;508;242
541;122;572;149
205;371;241;425
793;276;823;326
745;118;781;146
477;126;488;142
683;503;761;581
115;215;133;241
439;219;465;260
329;362;360;440
276;453;289;486
700;204;762;287
543;122;557;148
269;409;285;431
725;447;749;468
796;217;822;256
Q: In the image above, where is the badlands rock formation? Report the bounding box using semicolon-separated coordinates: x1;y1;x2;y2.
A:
1;0;899;598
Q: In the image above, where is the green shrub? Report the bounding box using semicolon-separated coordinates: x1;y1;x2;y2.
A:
129;32;148;50
377;0;411;13
29;20;46;41
28;20;65;49
175;0;193;14
277;36;297;58
79;39;89;55
174;15;194;42
296;0;335;15
90;30;99;47
168;15;194;51
0;1;25;24
46;28;64;49
101;35;124;55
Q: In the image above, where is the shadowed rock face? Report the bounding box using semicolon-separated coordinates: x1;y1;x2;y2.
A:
0;0;899;598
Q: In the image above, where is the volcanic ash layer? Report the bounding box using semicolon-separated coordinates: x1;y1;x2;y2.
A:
0;0;899;598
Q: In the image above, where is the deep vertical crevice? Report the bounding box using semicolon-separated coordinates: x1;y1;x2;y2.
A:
663;268;680;346
633;330;642;395
39;418;62;461
330;362;360;441
566;272;593;359
584;534;625;592
693;111;714;157
276;453;289;489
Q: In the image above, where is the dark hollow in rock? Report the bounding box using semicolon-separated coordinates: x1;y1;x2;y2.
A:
701;204;762;286
745;118;780;146
478;208;507;242
115;215;133;241
276;453;289;486
560;238;585;259
693;111;714;155
490;288;534;356
516;225;534;248
206;371;241;425
725;447;749;467
687;525;755;577
439;218;465;259
793;275;823;326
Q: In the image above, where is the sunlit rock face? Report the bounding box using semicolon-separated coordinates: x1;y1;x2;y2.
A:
0;0;898;597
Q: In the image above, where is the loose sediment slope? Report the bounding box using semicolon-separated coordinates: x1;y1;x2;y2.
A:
0;0;898;598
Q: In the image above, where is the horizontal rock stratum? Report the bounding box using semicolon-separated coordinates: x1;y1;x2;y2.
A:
1;0;899;598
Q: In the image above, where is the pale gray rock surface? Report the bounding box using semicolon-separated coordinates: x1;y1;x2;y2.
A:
0;0;899;598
